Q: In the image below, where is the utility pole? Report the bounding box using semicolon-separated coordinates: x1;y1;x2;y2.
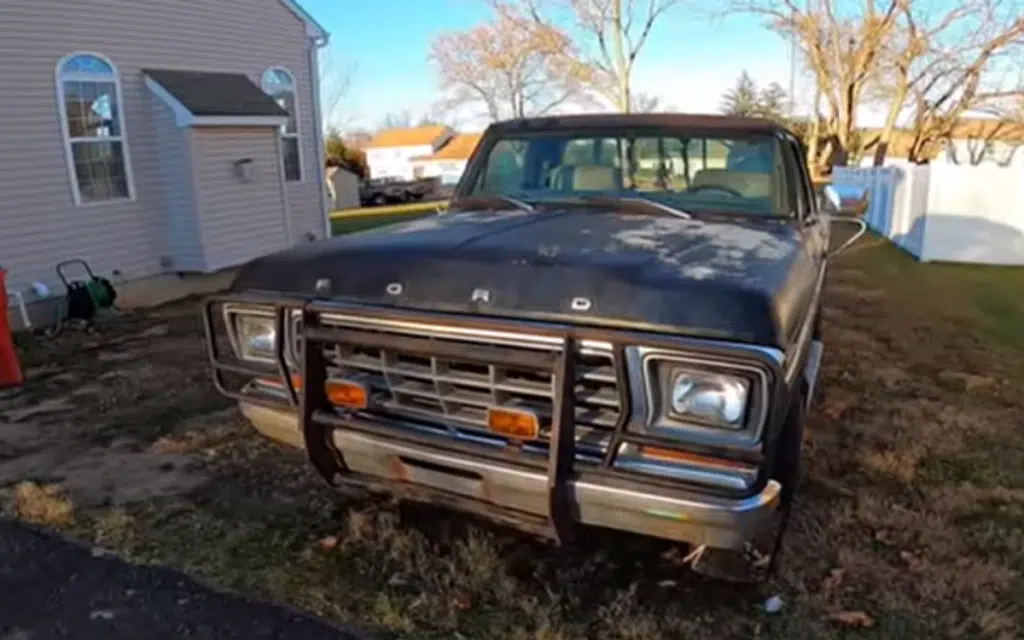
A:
788;3;797;118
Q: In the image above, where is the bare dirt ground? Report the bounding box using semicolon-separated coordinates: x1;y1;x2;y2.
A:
2;237;1023;639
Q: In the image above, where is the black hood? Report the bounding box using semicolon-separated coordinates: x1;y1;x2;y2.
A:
231;208;818;348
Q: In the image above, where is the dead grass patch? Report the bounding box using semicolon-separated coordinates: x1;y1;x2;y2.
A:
5;237;1024;638
10;481;74;527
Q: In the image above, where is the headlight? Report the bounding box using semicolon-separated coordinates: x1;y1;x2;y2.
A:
224;307;277;363
669;370;749;429
639;350;770;444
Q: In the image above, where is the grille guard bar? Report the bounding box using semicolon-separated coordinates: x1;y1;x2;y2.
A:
202;292;785;544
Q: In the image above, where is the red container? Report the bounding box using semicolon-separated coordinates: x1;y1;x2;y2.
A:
0;269;24;389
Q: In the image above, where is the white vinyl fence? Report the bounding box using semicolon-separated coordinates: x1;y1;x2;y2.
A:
831;164;1024;266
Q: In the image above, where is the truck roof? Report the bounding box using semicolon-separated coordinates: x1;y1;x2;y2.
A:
486;113;792;136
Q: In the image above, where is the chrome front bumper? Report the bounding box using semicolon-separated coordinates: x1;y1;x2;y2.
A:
239;402;781;550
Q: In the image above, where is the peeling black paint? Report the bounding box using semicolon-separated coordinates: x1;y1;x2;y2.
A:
231;207;817;349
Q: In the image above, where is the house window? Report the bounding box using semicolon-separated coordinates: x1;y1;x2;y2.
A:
261;67;302;181
56;52;134;205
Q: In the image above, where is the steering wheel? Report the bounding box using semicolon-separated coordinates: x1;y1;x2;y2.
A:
688;184;745;198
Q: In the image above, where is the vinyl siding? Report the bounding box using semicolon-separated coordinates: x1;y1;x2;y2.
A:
192;128;289;272
150;95;204;271
0;0;324;294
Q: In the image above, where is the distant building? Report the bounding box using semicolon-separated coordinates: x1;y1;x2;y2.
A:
412;133;483;186
363;125;454;180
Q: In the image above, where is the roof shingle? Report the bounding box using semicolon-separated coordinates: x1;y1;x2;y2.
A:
144;69;287;118
413;133;483;161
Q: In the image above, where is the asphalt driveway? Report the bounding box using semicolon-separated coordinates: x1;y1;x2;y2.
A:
0;519;359;639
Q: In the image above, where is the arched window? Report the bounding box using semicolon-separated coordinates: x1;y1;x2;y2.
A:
56;52;134;204
261;67;302;181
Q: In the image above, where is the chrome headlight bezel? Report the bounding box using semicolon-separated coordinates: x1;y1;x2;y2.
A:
636;348;772;447
222;304;279;365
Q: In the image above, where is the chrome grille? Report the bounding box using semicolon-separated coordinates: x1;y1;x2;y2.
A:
316;313;622;453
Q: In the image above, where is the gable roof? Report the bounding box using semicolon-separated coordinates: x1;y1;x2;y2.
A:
144;70;289;128
413;133;483;162
365;126;451;149
279;0;329;41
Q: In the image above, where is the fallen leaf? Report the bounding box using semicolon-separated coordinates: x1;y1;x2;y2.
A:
828;611;875;628
899;550;924;572
150;437;189;454
318;535;339;550
873;529;896;546
452;591;472;611
822;568;845;593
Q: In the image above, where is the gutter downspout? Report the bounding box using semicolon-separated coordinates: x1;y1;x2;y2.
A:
308;34;331;240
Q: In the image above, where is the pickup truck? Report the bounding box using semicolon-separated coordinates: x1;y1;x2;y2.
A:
203;114;864;581
359;176;438;206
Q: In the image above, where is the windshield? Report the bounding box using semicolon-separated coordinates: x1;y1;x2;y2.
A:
465;129;791;217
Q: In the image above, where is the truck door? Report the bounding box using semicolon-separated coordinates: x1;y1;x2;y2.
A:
784;136;828;262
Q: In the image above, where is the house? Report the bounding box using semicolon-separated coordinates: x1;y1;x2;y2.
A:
0;0;330;330
363;126;455;181
412;133;483;186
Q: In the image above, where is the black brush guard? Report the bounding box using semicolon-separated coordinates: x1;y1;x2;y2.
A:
203;292;782;545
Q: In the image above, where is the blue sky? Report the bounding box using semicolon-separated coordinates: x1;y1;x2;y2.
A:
300;0;808;132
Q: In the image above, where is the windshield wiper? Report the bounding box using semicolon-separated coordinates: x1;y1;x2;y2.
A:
554;194;692;220
449;193;535;212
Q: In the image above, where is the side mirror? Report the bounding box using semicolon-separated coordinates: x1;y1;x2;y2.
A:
820;185;842;213
818;183;868;218
822;183;869;257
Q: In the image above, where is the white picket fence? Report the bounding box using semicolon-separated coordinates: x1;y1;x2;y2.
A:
831;164;1024;266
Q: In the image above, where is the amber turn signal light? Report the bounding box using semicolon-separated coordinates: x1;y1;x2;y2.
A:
486;407;540;440
325;379;368;409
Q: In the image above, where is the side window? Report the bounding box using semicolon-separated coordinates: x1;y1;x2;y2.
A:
784;137;814;217
477;139;526;192
56;52;134;205
260;67;302;181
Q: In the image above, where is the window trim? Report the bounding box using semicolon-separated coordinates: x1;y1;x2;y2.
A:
261;66;303;182
55;51;136;207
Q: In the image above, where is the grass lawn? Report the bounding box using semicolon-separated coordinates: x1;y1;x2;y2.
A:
5;234;1024;639
330;210;434;236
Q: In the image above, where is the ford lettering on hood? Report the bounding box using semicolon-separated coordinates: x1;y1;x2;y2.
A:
231;206;818;349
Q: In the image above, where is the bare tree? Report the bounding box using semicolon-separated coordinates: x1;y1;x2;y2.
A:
376;108;453;131
733;0;1023;166
318;48;357;132
496;0;682;112
900;17;1023;162
429;6;586;122
377;110;414;130
867;1;1023;164
631;91;670;112
943;119;1024;165
732;0;904;166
